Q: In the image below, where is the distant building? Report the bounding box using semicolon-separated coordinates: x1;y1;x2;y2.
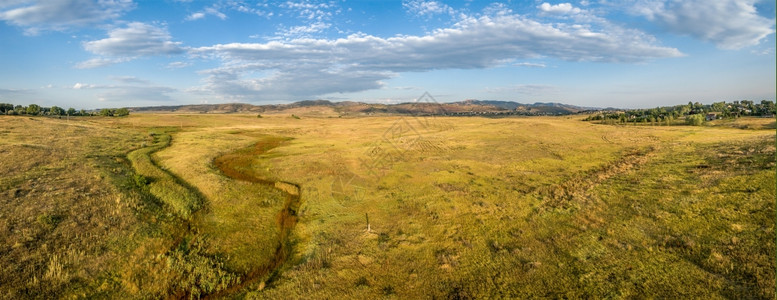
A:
705;112;720;121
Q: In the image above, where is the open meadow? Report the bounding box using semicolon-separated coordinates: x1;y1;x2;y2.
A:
0;113;774;299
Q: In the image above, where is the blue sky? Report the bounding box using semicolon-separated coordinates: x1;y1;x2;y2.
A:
0;0;774;109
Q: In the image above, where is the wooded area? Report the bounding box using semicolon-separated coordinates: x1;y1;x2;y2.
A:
585;100;775;125
0;103;129;117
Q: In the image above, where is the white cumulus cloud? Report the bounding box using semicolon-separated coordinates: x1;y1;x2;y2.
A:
77;22;184;68
185;12;205;21
83;22;183;56
631;0;775;49
538;3;582;14
0;0;134;34
186;6;226;21
72;82;96;89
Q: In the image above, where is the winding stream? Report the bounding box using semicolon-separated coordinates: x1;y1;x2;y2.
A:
204;136;301;298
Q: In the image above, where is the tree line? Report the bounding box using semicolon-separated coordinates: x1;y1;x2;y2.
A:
584;100;775;125
0;103;130;117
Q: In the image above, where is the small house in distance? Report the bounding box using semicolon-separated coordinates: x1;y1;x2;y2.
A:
706;112;721;121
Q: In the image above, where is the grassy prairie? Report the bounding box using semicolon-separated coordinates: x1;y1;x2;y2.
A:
0;113;773;298
0;116;179;298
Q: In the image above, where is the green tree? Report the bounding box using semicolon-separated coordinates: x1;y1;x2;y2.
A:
99;109;114;116
711;101;725;112
67;108;77;116
115;108;130;116
759;100;775;115
686;114;705;126
50;106;64;116
0;103;12;113
26;104;40;115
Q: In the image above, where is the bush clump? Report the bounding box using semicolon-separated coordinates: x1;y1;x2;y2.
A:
686;114;705;126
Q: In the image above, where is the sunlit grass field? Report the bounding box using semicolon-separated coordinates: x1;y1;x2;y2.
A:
0;113;773;298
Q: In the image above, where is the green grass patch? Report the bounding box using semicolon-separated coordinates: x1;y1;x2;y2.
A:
127;129;203;220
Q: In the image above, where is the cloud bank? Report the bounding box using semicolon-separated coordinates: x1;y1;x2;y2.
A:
190;10;682;101
632;0;775;49
72;77;176;102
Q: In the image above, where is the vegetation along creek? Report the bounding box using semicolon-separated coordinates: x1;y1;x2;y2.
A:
207;135;301;298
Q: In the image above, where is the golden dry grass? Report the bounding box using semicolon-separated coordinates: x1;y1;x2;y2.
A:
0;113;773;298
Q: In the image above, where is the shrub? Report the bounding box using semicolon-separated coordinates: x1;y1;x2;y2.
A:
115;108;130;117
686;114;705;126
378;232;390;244
133;174;149;187
26;104;40;115
37;214;63;229
99;109;114;117
355;276;369;287
381;285;395;295
165;237;239;297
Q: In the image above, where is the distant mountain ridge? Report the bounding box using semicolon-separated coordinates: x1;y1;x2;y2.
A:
453;99;600;112
129;99;600;116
